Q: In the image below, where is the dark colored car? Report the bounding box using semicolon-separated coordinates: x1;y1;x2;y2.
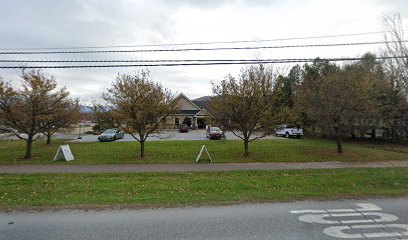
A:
98;129;124;142
0;124;12;133
179;124;189;133
206;126;224;140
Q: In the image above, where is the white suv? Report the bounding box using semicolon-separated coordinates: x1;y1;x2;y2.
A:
274;124;303;138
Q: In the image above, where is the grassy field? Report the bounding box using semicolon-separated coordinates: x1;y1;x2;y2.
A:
0;138;407;164
1;168;408;210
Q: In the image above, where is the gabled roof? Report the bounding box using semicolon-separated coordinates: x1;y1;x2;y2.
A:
177;110;200;115
194;108;211;117
176;93;201;110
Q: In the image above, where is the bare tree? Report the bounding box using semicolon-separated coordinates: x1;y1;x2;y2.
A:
0;70;72;159
383;13;408;98
381;13;408;140
97;70;179;158
209;64;277;156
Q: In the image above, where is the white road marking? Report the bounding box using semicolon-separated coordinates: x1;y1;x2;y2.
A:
341;212;398;224
291;203;382;214
330;213;362;217
340;219;374;224
327;209;356;213
383;224;408;235
354;203;382;212
298;212;398;225
357;224;408;238
366;212;399;223
292;203;407;239
299;214;338;224
323;226;363;238
290;209;356;214
324;224;408;238
290;210;326;214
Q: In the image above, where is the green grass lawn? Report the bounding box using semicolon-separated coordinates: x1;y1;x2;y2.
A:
1;168;408;210
0;138;407;164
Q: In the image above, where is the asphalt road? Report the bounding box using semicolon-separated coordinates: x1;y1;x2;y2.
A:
1;198;408;240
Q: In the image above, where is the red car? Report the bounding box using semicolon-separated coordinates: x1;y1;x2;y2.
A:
206;126;224;140
179;124;189;133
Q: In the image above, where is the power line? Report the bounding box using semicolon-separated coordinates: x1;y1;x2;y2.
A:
0;58;361;63
0;40;406;55
0;56;405;68
0;56;405;63
0;30;390;51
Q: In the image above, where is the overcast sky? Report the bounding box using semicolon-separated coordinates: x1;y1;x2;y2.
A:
0;0;407;103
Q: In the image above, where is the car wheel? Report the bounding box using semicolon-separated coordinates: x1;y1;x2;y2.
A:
285;132;290;138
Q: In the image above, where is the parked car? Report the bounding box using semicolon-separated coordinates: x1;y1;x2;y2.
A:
0;124;12;133
179;124;189;133
206;126;224;140
98;129;124;142
274;124;303;138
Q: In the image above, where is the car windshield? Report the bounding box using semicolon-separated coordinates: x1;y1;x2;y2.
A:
103;129;117;134
210;127;221;132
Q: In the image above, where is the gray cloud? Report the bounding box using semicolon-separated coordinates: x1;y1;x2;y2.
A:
164;0;234;9
165;0;282;8
0;0;178;49
0;0;406;103
374;0;408;17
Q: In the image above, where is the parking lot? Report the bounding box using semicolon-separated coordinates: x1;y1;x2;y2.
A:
0;129;281;143
68;129;279;143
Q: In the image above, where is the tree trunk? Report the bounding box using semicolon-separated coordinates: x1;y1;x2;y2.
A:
334;125;343;154
46;132;52;144
24;135;33;159
392;127;396;142
244;138;249;156
336;136;343;153
370;129;376;139
140;140;145;158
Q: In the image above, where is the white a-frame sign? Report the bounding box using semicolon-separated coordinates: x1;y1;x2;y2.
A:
53;144;74;161
196;145;212;162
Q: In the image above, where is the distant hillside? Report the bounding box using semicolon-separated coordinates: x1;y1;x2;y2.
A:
193;96;211;102
80;105;93;114
192;96;212;109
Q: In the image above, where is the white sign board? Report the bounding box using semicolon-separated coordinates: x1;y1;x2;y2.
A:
196;145;212;162
53;144;74;161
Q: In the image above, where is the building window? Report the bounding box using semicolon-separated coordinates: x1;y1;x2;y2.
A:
175;117;180;126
